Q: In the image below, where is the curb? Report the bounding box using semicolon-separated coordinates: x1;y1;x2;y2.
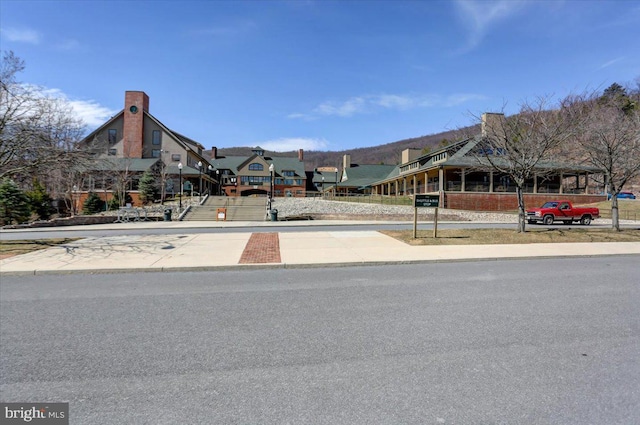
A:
2;253;637;277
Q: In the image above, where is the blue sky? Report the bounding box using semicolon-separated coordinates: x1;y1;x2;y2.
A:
1;0;639;152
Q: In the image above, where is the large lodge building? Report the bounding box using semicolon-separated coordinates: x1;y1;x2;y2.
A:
78;91;605;211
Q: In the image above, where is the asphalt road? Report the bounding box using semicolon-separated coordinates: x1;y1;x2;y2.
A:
0;221;627;240
1;258;639;424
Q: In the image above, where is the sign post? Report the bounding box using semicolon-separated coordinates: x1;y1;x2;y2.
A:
413;194;440;238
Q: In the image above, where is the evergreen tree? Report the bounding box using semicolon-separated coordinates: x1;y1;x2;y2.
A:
108;189;133;209
138;169;159;204
0;178;31;225
601;82;636;114
83;191;105;214
26;179;53;220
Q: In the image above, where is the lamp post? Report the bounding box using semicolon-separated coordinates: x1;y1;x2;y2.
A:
72;185;78;216
197;161;203;202
208;165;214;195
269;163;274;205
216;169;220;195
160;149;168;205
178;162;183;211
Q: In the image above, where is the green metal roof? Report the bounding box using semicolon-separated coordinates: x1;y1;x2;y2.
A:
339;164;397;188
86;158;159;172
209;155;306;178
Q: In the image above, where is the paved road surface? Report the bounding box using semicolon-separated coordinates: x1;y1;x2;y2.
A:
1;257;638;424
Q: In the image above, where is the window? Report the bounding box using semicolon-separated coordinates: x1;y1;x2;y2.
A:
283;170;295;176
171;154;181;162
152;130;161;145
152;149;161;158
108;129;117;143
248;163;264;171
108;148;117;156
241;176;270;185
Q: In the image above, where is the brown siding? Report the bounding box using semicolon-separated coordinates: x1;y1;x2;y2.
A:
444;192;606;211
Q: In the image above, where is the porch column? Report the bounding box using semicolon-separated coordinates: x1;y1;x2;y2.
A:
461;168;466;192
534;173;538;194
559;173;564;194
413;176;417;194
438;168;444;192
489;171;494;192
585;173;589;194
424;172;428;193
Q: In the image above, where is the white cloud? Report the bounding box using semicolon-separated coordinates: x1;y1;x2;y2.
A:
42;88;118;127
1;27;41;44
289;93;483;120
68;99;118;127
597;57;625;70
314;97;367;117
258;137;330;152
55;38;81;51
443;93;487;106
453;0;527;52
375;94;424;109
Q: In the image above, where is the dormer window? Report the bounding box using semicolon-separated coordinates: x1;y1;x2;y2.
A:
248;163;264;171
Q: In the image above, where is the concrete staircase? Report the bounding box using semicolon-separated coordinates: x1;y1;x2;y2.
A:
182;196;269;221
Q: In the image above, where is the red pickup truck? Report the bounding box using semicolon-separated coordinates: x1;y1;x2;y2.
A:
526;200;600;225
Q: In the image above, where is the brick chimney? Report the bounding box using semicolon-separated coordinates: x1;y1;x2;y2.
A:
122;91;149;158
211;146;218;159
298;149;304;161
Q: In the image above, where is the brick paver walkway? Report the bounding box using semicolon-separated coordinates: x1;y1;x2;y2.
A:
238;232;281;264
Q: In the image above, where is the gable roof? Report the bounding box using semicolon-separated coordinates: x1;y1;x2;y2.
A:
339;164;397;188
237;154;268;171
80;109;205;155
210;155;306;177
372;136;603;186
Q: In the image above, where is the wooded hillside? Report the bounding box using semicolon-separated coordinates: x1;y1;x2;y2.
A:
207;127;476;171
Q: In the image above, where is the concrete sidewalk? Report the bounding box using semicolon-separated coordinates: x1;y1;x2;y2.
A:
1;221;639;275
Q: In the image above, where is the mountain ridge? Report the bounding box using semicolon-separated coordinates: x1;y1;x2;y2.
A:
207;126;476;171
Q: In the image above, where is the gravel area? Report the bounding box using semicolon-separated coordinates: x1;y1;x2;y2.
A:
270;197;518;222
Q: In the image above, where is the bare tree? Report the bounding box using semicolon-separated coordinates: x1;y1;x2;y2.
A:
564;85;640;231
1;51;86;187
470;97;574;232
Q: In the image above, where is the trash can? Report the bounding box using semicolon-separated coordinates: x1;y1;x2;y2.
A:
270;208;278;222
163;208;172;221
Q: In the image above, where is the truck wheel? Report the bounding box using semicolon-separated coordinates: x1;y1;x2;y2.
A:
580;215;592;225
543;215;554;225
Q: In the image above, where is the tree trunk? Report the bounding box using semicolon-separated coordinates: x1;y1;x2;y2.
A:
516;186;526;233
611;196;620;231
